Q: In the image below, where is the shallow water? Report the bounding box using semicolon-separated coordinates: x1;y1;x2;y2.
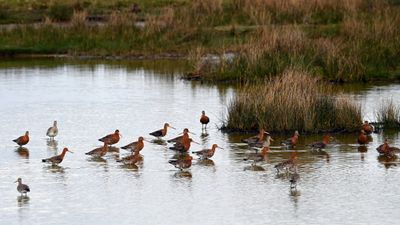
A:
0;59;399;225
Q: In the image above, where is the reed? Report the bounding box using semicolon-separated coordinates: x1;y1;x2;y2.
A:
376;99;400;129
223;70;362;133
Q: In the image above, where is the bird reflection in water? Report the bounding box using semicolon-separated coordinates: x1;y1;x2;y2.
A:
46;139;58;151
17;195;30;207
108;146;120;153
311;149;330;163
173;170;192;179
152;139;167;145
244;164;265;171
377;155;398;169
196;158;215;167
290;189;301;211
44;165;66;173
15;147;29;158
358;146;368;161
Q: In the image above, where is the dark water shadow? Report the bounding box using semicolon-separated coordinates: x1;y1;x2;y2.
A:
108;146;120;153
46;139;58;151
196;158;215;167
244;164;265;171
378;155;398;169
17;196;30;207
87;157;107;164
173;170;192;179
119;164;139;170
15;147;29;158
151;139;167;145
43;165;66;173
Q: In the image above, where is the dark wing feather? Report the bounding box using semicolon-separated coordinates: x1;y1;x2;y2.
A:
149;129;163;137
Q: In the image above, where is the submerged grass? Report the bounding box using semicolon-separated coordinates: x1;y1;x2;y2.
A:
376;99;400;129
223;70;362;133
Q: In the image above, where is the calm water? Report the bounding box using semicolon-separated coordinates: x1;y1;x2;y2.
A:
0;59;399;225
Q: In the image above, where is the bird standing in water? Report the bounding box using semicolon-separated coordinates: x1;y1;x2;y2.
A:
169;129;198;152
99;130;121;146
167;128;195;143
281;131;299;148
121;136;146;153
86;142;109;158
200;111;210;129
42;147;73;165
15;178;30;196
242;128;269;147
376;139;400;157
13;131;29;147
46;121;58;140
357;130;368;145
362;121;374;135
192;144;223;159
149;123;175;138
308;135;332;151
117;150;143;165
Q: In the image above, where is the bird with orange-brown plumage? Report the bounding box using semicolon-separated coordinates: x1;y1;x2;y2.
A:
192;144;223;159
200;111;210;129
357;130;368;145
308;135;332;150
376;138;400;157
42;147;73;165
13;131;29;147
99;129;121;146
86;142;109;157
149;123;175;138
117;150;143;165
281;130;299;148
121;136;146;153
362;121;374;135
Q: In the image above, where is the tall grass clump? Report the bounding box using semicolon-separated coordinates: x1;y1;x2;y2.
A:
224;70;361;133
376;99;400;128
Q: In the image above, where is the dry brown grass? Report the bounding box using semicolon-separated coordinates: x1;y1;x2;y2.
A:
224;69;361;132
376;99;400;128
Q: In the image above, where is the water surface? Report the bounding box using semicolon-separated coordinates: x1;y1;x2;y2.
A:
0;59;399;225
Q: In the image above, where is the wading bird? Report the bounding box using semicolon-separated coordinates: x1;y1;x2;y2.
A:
13;131;29;147
15;178;30;196
46;121;58;140
192;144;223;159
149;123;175;138
169;129;198;152
99;130;121;146
357;130;368;145
167;128;195;143
362;121;374;135
376;139;400;157
242;128;269;147
86;142;109;158
244;138;272;165
200;110;210;129
42;147;73;165
281;130;299;148
308;135;332;151
117;150;143;165
121;136;146;153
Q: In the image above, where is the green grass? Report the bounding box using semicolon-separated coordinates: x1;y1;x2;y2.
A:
0;0;400;83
